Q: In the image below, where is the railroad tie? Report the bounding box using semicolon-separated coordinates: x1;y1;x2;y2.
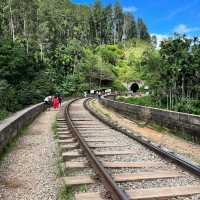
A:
57;131;71;135
61;144;79;151
62;150;137;160
57;128;69;131
58;138;77;145
62;170;184;186
64;161;163;169
58;134;73;140
61;99;200;200
75;185;200;200
84;138;114;142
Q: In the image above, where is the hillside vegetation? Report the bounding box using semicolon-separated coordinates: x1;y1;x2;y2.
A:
118;35;200;115
1;0;200;119
0;0;150;119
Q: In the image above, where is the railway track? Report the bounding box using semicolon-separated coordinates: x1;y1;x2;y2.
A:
57;98;200;200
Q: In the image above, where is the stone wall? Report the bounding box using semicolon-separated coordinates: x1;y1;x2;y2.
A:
0;103;45;154
100;97;200;143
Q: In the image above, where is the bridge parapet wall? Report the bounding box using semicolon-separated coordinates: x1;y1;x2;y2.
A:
0;103;45;154
100;97;200;143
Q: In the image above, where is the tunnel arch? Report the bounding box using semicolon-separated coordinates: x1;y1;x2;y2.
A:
130;83;139;93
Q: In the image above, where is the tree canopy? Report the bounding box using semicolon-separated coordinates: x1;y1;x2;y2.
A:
0;0;150;119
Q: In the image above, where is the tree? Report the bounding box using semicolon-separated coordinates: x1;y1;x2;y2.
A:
151;35;157;47
0;0;151;118
89;0;103;45
102;4;113;44
122;12;137;40
113;1;124;43
137;18;150;41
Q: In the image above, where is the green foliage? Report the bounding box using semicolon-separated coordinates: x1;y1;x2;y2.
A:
0;38;53;114
117;96;156;107
0;110;9;121
0;0;150;119
58;185;75;200
0;39;40;85
141;34;200;114
117;96;200;115
137;18;151;41
57;75;89;96
112;80;126;92
96;45;121;65
175;99;200;115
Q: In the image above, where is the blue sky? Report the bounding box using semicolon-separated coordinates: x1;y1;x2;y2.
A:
72;0;200;41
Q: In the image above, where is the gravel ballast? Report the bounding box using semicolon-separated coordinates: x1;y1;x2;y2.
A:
0;110;59;200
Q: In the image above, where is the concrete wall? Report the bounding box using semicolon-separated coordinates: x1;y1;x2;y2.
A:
103;95;116;100
0;103;45;154
100;97;200;143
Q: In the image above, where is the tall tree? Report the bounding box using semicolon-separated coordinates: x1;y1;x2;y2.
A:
102;4;113;44
122;12;137;40
90;0;103;45
113;1;124;43
137;18;150;41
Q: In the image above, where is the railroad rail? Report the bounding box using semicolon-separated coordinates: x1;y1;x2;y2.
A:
84;98;200;178
57;98;200;200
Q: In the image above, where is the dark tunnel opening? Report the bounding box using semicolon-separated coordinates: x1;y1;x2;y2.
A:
130;83;139;93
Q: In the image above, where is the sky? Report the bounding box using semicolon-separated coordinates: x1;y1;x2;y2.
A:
72;0;200;43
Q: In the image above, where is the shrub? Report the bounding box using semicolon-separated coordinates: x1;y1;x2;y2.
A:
0;110;9;121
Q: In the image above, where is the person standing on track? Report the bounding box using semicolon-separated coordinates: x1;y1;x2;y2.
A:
53;95;59;109
58;95;62;107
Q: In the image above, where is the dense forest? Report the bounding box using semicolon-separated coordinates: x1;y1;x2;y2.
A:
1;0;200;119
0;0;150;119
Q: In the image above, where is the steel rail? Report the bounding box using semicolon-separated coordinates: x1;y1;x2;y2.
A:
84;98;200;178
64;98;129;200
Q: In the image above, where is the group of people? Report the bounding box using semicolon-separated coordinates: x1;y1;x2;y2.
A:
44;95;63;111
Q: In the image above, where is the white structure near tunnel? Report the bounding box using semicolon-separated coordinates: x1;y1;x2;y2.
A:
124;80;145;94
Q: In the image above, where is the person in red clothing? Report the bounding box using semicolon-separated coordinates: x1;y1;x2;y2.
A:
53;95;59;109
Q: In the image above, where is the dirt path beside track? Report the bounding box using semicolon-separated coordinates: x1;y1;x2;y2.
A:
91;100;200;165
0;110;59;200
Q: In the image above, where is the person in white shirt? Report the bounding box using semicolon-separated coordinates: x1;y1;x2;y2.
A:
44;96;52;111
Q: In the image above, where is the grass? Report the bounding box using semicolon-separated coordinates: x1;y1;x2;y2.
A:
150;123;168;133
148;121;199;144
117;96;200;116
52;115;65;177
57;158;65;177
52;118;73;199
117;96;155;107
52;117;58;140
52;115;88;199
58;185;75;200
79;185;87;192
58;184;88;200
91;100;111;119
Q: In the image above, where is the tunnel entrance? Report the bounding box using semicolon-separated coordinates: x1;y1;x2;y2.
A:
130;83;139;93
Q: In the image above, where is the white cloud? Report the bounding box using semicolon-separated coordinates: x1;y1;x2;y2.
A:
151;33;168;48
123;6;137;13
173;24;200;34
